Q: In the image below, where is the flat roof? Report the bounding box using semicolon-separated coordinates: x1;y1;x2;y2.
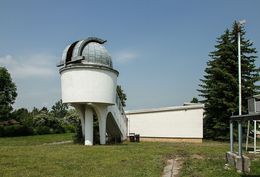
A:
125;104;204;115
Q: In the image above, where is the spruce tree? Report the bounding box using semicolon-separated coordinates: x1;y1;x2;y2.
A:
198;22;260;139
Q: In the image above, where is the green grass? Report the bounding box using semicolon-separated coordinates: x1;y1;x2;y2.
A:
0;134;259;177
0;133;74;146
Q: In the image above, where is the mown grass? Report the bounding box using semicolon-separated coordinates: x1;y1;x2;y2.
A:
0;134;259;177
0;133;74;146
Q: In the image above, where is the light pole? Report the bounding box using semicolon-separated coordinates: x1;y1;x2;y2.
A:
238;19;245;116
238;19;246;156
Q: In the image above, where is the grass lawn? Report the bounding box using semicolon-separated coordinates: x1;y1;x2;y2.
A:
0;134;259;177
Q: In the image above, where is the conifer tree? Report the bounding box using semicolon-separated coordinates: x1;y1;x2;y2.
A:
198;22;260;139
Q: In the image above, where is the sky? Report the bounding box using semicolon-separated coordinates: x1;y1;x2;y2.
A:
0;0;260;111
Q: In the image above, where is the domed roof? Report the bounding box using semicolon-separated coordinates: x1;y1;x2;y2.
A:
58;37;113;68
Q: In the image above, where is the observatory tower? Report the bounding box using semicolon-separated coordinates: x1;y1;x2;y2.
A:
57;37;127;145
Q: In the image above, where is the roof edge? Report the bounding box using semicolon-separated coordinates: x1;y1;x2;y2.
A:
59;64;119;76
125;104;204;115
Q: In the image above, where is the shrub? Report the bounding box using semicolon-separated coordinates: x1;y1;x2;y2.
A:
63;109;79;133
0;125;4;136
35;126;51;135
73;121;84;144
0;124;33;137
33;112;65;135
62;124;75;133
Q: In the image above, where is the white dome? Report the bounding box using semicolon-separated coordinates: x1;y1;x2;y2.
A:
81;42;112;67
58;37;113;68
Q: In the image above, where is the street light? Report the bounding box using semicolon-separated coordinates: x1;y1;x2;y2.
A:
238;19;246;156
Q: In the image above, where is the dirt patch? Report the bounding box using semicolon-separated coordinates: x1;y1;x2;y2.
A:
191;154;204;160
162;156;183;177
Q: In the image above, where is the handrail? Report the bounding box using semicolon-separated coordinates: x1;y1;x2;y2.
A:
116;93;127;124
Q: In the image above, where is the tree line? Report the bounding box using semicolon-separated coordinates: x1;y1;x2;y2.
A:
0;99;79;137
0;67;79;136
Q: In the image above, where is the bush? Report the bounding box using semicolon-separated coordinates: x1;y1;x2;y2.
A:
73;121;84;144
0;125;4;136
52;125;65;134
33;112;66;135
35;126;51;135
62;124;75;133
0;124;33;137
1;104;80;137
63;109;79;133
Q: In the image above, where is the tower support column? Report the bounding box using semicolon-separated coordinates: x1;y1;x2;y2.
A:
94;105;107;145
84;106;93;145
99;108;107;145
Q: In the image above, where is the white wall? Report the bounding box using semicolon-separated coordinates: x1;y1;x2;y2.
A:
126;105;203;138
60;67;117;104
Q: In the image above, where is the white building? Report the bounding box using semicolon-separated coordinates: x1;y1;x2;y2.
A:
57;37;127;146
126;104;204;143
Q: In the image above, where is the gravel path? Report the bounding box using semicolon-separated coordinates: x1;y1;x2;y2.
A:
42;140;73;145
162;157;183;177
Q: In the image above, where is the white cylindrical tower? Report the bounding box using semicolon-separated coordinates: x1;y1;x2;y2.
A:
57;37;119;145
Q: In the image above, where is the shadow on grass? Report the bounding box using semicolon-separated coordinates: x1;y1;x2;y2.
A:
241;175;260;177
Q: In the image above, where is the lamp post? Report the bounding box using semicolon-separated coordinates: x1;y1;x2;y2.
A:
238;19;246;156
238;19;245;116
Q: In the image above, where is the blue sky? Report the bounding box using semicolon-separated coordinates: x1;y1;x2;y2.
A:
0;0;260;110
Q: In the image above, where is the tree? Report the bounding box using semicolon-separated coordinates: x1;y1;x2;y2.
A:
117;85;127;107
11;108;30;122
0;67;17;121
190;97;199;103
40;107;49;113
33;111;65;134
198;22;260;139
51;99;68;118
31;107;40;115
64;109;79;125
63;109;79;133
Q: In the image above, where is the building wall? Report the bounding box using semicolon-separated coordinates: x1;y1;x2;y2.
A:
60;67;117;104
126;105;203;140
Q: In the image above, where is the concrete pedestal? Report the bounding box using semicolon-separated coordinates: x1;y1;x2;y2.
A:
226;152;251;173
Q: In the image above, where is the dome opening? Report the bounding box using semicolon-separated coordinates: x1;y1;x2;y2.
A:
65;41;79;63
